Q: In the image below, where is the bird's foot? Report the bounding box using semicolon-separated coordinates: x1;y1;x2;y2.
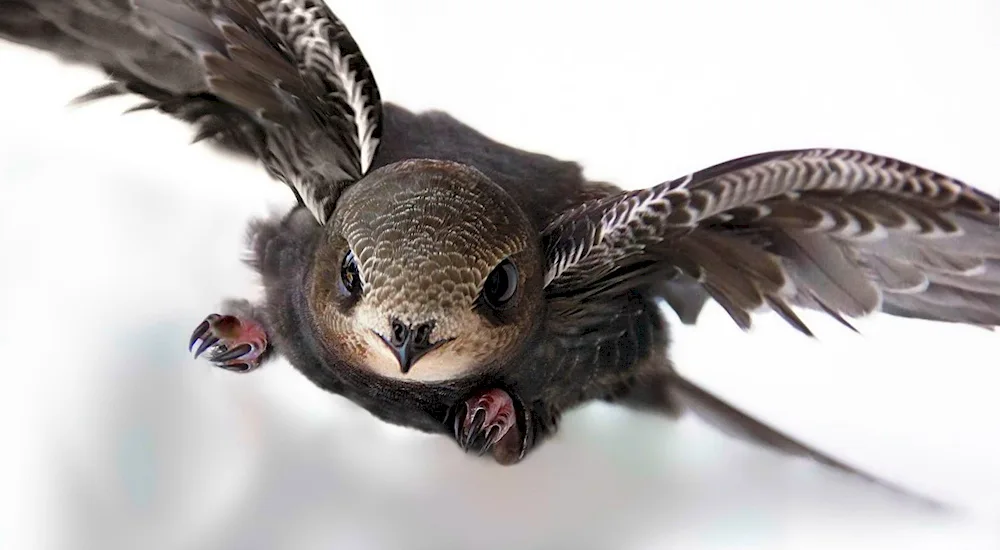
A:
453;388;524;464
189;313;268;372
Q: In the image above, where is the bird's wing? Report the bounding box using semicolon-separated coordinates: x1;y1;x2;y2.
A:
1;0;382;224
542;148;997;504
542;148;1000;333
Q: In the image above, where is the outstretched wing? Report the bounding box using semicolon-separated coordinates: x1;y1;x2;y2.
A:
0;0;382;224
543;149;1000;333
543;148;996;503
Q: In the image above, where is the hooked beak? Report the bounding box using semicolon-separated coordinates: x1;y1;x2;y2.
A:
375;320;450;374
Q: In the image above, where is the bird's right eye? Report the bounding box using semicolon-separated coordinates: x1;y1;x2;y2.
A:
339;250;363;296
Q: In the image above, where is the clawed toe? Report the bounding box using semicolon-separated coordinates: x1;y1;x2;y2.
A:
453;388;517;456
189;313;268;372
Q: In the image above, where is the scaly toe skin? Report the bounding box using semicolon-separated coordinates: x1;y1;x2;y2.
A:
454;388;517;456
189;313;268;372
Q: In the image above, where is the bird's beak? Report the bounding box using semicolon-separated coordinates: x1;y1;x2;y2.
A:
375;329;449;374
390;334;418;374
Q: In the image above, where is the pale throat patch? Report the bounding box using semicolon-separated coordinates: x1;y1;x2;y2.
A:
358;330;478;382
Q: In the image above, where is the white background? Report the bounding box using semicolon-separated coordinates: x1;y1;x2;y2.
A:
1;1;999;549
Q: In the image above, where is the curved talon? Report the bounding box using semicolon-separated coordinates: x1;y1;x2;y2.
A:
194;336;220;359
189;320;209;351
221;362;253;373
454;389;517;456
210;343;253;363
453;403;467;441
189;313;268;372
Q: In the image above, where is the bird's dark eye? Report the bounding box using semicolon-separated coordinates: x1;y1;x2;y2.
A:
482;259;518;309
340;250;362;296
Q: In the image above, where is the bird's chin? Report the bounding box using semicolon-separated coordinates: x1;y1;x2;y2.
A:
359;330;478;382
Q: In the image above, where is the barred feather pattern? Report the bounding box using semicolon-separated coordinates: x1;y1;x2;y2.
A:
0;0;382;225
542;148;1000;332
191;0;383;223
257;0;381;173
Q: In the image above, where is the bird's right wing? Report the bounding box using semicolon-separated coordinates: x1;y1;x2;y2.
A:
541;149;998;505
0;0;382;224
542;149;1000;333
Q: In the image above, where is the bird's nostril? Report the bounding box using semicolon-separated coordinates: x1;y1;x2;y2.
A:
412;322;434;347
390;319;409;346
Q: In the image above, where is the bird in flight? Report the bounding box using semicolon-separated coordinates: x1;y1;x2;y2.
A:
3;0;997;501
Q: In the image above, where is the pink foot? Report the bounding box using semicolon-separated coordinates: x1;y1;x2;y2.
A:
454;388;518;457
189;313;268;372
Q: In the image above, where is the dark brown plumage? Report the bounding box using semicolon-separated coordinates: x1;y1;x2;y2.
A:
3;0;998;505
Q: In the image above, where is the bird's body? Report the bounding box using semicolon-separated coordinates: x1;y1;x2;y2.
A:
250;111;668;459
3;0;998;497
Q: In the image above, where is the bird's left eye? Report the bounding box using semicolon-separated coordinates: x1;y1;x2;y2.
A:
340;249;363;296
482;259;518;308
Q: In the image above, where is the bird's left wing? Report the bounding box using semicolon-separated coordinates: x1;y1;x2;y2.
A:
542;148;1000;332
1;0;382;224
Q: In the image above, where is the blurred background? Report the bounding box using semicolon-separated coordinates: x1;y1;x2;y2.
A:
1;1;999;549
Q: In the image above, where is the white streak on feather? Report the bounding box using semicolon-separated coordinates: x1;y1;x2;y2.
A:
299;181;328;224
328;41;378;173
265;0;379;174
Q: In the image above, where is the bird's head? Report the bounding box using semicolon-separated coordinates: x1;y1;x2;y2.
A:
306;159;544;382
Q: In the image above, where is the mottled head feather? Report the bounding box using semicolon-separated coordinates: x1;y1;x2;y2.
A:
307;159;544;382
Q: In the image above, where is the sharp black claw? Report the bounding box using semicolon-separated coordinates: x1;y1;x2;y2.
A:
484;425;500;448
463;408;486;450
453;404;466;441
222;362;251;373
194;336;219;359
211;343;252;363
189;321;209;351
469;431;490;455
480;425;503;456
